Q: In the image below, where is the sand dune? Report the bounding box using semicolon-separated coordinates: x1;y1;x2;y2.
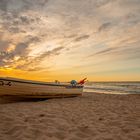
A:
0;93;140;140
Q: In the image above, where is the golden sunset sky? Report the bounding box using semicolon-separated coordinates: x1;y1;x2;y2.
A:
0;0;140;81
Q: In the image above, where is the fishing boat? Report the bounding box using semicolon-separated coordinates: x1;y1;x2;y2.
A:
0;77;87;98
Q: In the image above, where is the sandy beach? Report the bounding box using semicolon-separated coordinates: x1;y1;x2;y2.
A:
0;93;140;140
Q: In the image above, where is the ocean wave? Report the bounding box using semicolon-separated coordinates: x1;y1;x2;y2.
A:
84;82;140;94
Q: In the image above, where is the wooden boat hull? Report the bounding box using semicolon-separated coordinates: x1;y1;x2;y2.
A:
0;78;83;98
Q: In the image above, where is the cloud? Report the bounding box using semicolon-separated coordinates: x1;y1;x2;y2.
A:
14;36;41;55
98;22;111;32
0;40;11;51
74;35;90;42
0;35;42;69
95;0;114;7
86;37;140;65
12;46;64;71
94;48;115;55
36;46;64;61
20;15;32;24
0;0;140;76
0;0;8;11
0;0;49;12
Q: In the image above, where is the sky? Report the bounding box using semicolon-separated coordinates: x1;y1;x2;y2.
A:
0;0;140;81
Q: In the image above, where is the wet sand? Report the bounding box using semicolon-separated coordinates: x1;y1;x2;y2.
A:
0;93;140;140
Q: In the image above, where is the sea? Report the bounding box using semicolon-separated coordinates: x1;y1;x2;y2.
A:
83;82;140;94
